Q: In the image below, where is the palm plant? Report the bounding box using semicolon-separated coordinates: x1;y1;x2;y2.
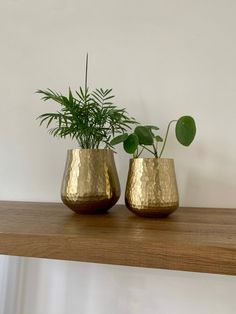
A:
37;55;136;149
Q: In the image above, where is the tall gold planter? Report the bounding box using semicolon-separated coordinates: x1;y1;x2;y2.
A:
61;149;120;214
125;158;179;218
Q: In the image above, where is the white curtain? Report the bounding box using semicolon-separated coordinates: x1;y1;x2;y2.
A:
0;256;8;314
0;256;25;314
1;256;236;314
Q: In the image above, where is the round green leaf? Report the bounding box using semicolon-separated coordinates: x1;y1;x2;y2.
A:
145;125;159;130
175;116;196;146
123;134;139;154
134;126;154;145
155;135;163;142
110;133;128;146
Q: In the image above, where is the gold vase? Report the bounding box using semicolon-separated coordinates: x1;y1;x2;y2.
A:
61;149;120;214
125;158;179;218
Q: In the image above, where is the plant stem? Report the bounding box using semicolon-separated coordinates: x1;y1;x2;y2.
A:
137;146;144;158
85;53;88;90
159;120;177;158
152;143;158;158
156;141;159;156
134;147;139;158
141;145;155;156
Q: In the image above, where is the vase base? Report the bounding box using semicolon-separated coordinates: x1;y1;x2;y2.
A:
126;203;179;218
62;197;119;215
68;206;110;215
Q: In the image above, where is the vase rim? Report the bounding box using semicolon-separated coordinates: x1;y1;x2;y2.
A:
130;157;174;161
67;148;113;152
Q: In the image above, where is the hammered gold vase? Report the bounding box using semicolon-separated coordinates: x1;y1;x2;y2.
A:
61;149;120;214
125;158;179;218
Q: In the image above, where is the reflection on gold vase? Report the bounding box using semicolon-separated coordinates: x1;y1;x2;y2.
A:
61;149;120;214
125;158;179;218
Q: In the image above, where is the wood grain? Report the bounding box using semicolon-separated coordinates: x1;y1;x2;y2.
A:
0;201;236;275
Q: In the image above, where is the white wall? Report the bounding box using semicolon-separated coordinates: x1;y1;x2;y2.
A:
0;0;236;313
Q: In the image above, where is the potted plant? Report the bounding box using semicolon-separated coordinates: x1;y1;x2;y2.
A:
37;55;136;214
111;116;196;217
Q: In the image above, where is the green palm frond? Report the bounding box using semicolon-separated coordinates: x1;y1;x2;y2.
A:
37;86;137;149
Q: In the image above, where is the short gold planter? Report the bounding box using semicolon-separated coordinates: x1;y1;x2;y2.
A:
61;149;120;214
125;158;179;218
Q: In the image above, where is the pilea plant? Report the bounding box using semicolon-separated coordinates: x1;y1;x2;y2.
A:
110;116;196;158
36;54;136;149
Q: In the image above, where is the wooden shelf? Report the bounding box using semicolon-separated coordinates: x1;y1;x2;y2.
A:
0;201;236;275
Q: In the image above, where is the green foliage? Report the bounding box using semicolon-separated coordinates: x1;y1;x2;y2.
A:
155;135;163;142
175;116;196;146
110;133;128;146
111;116;196;158
134;126;153;145
37;88;136;149
37;55;136;149
123;134;139;154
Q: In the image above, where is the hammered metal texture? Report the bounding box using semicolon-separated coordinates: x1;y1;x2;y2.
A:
61;149;120;214
125;158;179;218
